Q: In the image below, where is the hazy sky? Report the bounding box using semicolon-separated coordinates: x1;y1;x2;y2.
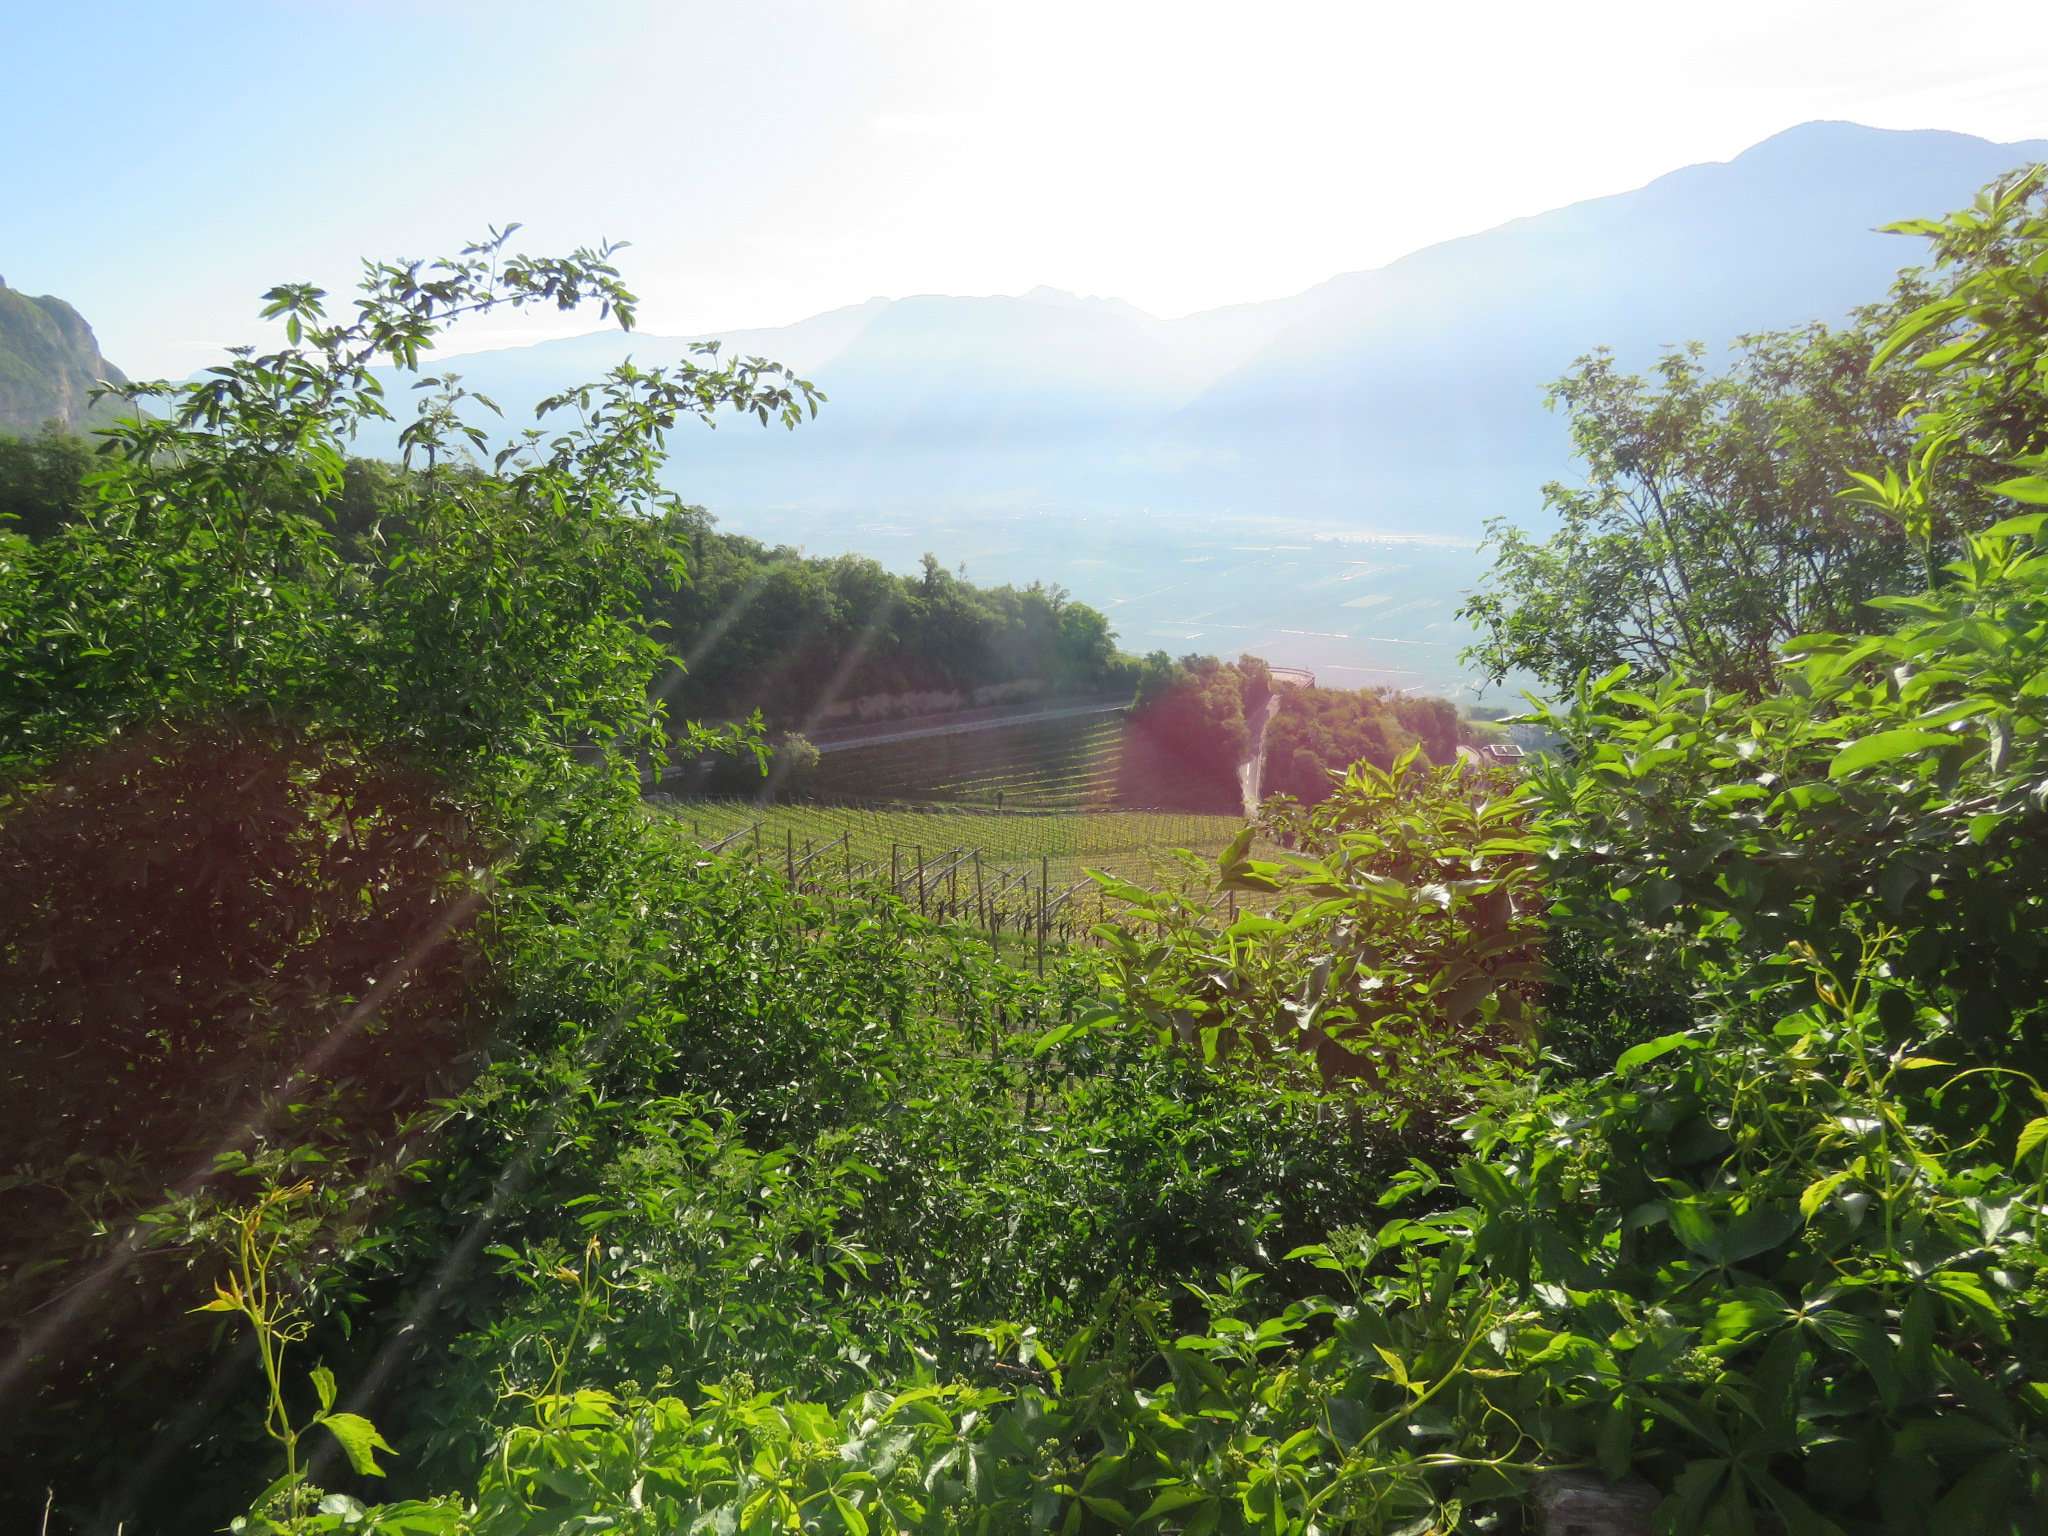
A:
6;0;2046;378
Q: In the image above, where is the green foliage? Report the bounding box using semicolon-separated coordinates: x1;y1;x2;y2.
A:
667;801;1257;906
1461;289;1967;696
1527;517;2048;1069
658;536;1129;729
1104;750;1541;1093
1520;164;2048;1074
22;169;2048;1536
1261;687;1463;805
0;420;95;539
0;229;827;1531
1123;653;1254;811
191;1183;401;1515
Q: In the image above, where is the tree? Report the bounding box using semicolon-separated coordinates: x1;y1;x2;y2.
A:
1529;164;2048;1067
0;228;823;1523
0;421;93;540
1459;288;1976;697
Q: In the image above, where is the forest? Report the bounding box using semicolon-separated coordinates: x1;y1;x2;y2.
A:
1119;652;1468;812
0;431;1130;730
3;165;2048;1536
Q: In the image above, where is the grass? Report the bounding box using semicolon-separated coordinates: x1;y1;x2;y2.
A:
656;708;1274;952
655;800;1268;937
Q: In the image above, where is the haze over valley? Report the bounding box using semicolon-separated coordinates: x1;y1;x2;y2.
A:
361;121;2048;696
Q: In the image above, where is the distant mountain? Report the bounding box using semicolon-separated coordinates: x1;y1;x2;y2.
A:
322;123;2048;699
1164;121;2048;526
380;122;2048;541
0;278;130;433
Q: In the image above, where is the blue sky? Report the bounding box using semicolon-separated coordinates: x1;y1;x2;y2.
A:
6;0;2047;378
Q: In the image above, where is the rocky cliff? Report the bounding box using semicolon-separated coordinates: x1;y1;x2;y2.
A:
0;278;131;432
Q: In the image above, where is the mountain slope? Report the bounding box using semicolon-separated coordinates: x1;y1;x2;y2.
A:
324;123;2048;699
388;122;2047;539
0;279;131;433
1165;121;2048;526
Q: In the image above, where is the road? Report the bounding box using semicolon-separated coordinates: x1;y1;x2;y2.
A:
1238;693;1281;815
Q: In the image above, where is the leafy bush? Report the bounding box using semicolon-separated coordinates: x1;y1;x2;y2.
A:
21;168;2048;1536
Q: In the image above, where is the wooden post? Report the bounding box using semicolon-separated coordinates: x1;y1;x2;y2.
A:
845;836;853;888
1038;856;1048;976
786;829;795;883
916;845;925;917
892;842;899;891
753;822;761;861
974;851;985;931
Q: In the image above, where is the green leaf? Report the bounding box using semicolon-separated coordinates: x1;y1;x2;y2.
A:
1596;1400;1634;1482
319;1412;396;1477
310;1365;338;1415
1615;1030;1695;1074
1828;729;1955;779
1721;1205;1799;1265
1990;474;2048;506
1799;1171;1851;1220
2015;1117;2048;1168
1810;1309;1900;1410
1928;1271;2008;1337
1668;1199;1722;1262
1138;1486;1213;1521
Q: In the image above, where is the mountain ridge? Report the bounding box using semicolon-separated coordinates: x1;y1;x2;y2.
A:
452;121;2048;365
388;120;2046;541
0;279;132;434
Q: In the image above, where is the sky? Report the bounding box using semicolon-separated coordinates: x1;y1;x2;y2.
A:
5;0;2047;379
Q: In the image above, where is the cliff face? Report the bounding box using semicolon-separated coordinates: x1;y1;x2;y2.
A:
0;278;132;432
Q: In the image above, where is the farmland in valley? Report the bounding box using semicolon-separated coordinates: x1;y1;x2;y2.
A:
662;798;1256;907
805;711;1131;807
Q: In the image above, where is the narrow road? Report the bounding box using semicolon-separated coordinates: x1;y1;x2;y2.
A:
1237;669;1311;816
1238;692;1281;815
810;699;1127;754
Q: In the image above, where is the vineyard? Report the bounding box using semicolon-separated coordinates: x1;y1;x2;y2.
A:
806;710;1128;806
656;799;1267;961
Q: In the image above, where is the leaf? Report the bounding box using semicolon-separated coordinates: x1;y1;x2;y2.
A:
1800;1171;1851;1220
1667;1199;1723;1262
1138;1486;1212;1521
1990;474;2048;506
1928;1271;2008;1337
319;1412;397;1477
1217;825;1254;873
1721;1205;1799;1265
1079;1496;1134;1524
1810;1309;1900;1410
2014;1116;2048;1168
310;1364;338;1415
1596;1400;1634;1482
1829;729;1954;779
1615;1030;1695;1073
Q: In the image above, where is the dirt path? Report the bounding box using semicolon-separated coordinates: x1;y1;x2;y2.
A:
1237;669;1311;816
810;699;1126;755
1238;692;1281;815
